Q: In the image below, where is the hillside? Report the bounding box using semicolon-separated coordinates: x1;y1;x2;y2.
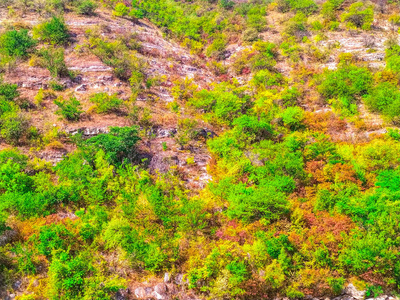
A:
1;0;400;299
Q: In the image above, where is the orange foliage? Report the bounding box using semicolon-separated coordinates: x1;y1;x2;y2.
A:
297;268;332;297
325;163;362;186
302;211;355;251
306;160;326;183
215;219;252;245
304;111;347;134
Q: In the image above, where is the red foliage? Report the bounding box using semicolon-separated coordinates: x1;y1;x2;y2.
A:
241;279;269;299
302;211;355;251
218;74;230;82
215;220;251;245
241;67;251;75
306;160;326;184
304;111;347;134
360;270;385;286
328;163;362;186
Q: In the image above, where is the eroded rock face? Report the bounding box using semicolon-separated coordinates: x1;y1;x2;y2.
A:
65;126;110;138
115;289;130;300
344;283;366;300
0;230;18;247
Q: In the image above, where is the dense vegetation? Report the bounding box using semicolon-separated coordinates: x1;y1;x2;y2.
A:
1;0;400;299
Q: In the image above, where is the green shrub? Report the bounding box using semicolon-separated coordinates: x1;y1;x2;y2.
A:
363;82;400;121
206;35;227;59
250;41;278;71
33;16;69;45
252;70;284;88
175;118;198;148
54;96;83;121
188;82;250;126
284;12;308;38
246;6;267;31
385;44;400;73
76;0;98;15
232;115;272;142
0;97;19;117
341;2;374;30
219;0;234;9
0;112;30;145
0;81;19;102
113;3;130;17
281;107;304;130
322;0;345;21
89;92;124;114
38;47;70;78
84;126;140;165
36;224;71;257
226;183;289;223
277;0;318;14
85;32;145;84
279;87;301;107
318;64;372;114
0;29;36;58
48;251;89;298
49;80;65;91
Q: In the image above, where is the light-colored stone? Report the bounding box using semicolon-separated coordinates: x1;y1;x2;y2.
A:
344;283;366;300
75;84;87;92
175;273;184;285
154;283;167;294
134;287;146;299
154;291;166;300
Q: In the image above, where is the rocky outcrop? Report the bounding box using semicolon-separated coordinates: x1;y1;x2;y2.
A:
126;280;399;300
331;284;397;300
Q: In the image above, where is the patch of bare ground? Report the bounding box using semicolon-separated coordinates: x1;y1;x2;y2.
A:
0;7;219;189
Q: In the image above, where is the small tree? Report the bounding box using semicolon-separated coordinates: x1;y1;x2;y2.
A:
84;126;141;165
54;96;83;121
76;0;97;15
89;93;123;114
33;17;69;45
0;112;30;145
341;2;374;30
38;47;69;78
0;29;36;58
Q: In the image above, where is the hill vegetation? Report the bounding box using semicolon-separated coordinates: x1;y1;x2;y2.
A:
1;0;400;299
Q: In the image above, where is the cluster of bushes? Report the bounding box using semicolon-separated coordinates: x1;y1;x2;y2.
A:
0;81;33;145
3;0;400;299
317;48;400;122
3;0;97;16
0;17;72;79
84;30;145;95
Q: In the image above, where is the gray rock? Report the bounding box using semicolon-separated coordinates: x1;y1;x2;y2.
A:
154;291;166;300
164;272;171;283
75;84;87;92
145;287;154;295
0;230;17;247
134;287;146;299
344;283;366;300
98;75;114;81
157;128;177;138
154;283;167;295
115;288;129;300
333;295;355;300
175;273;184;285
368;296;391;300
12;280;22;290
